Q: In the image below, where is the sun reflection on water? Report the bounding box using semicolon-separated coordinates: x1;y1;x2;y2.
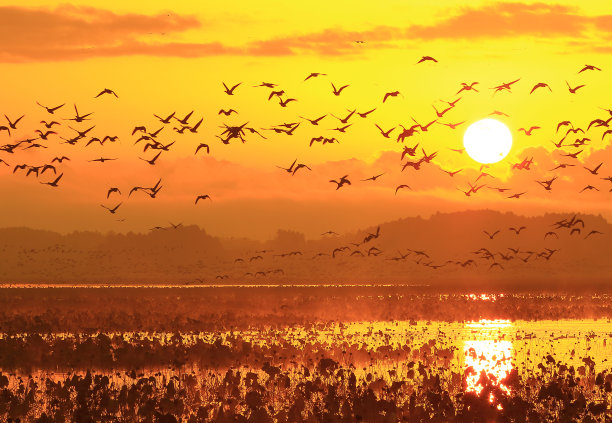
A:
463;319;514;406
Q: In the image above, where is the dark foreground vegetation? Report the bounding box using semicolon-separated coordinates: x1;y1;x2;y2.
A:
0;287;610;422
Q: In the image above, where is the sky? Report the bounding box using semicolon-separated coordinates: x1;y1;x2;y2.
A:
1;1;612;239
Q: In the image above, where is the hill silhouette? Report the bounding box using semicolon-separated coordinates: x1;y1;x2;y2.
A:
0;210;609;290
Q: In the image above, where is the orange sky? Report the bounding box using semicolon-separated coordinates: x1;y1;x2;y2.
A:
1;1;612;239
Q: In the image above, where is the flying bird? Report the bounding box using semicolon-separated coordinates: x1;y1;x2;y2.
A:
417;56;437;63
331;83;349;96
95;88;118;98
195;194;212;204
530;83;552;94
36;102;65;114
101;203;122;214
40;173;63;187
330;175;351;189
566;81;585;94
222;82;241;95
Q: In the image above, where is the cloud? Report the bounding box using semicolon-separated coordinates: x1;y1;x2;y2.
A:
1;2;611;61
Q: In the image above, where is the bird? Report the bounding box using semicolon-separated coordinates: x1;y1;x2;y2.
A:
507;192;527;199
442;168;462;177
174;111;193;126
300;115;326;125
304;72;326;81
333;110;356;124
357;108;376;118
457;82;479;94
292;163;311;175
544;231;558;239
509;226;527;234
36;102;65;114
417;56;437;63
253;82;277;88
584;230;603;239
433;105;453;118
277;159;297;174
40;173;63;187
518;126;540;136
89;157;117;163
483;230;500;239
101;203;122;214
279;97;297;107
321;230;339;236
153;112;175;123
51;156;70;163
490;110;509;117
195;143;210;155
34;130;56;140
566;81;585;94
578;64;601;73
107;187;121;198
383;91;401;103
537;176;557;191
5;114;24;129
441;121;465;130
95;88;118;98
331;83;349;96
330;175;351;189
331;124;352;133
222;82;241;95
361;173;385;182
374;124;394;138
195;194;212;204
530;83;552;94
579;185;599;193
584;162;603;175
140;152;162;165
218;109;238;116
395;184;412;194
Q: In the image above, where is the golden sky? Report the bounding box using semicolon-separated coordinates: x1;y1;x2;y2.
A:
1;1;612;238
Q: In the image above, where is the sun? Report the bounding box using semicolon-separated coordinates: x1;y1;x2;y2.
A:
463;119;512;164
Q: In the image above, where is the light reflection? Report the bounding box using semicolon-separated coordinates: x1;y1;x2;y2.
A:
463;319;513;405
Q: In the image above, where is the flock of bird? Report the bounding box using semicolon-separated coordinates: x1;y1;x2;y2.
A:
0;57;610;233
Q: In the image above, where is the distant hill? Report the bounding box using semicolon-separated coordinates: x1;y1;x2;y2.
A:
0;210;610;290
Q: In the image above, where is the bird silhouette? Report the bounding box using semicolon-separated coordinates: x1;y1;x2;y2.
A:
101;202;122;214
537;176;557;191
153;112;175;123
195;194;212;204
330;175;351;189
578;64;601;73
484;230;500;239
457;82;479;94
331;83;349;96
304;72;326;81
357;108;376;118
518;126;540;136
107;187;121;198
140;152;162;165
395;185;412;194
507;192;527;199
195;143;210;155
530;83;552;94
374;124;394;138
36;102;65;114
222;82;241;95
218;109;238;116
566;81;585;94
5;114;24;129
584;162;603;175
279;97;297;107
95;88;118;98
277;159;297;174
383;91;401;103
361;173;384;182
300;115;326;125
51;156;70;163
40;173;63;187
417;56;437;63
